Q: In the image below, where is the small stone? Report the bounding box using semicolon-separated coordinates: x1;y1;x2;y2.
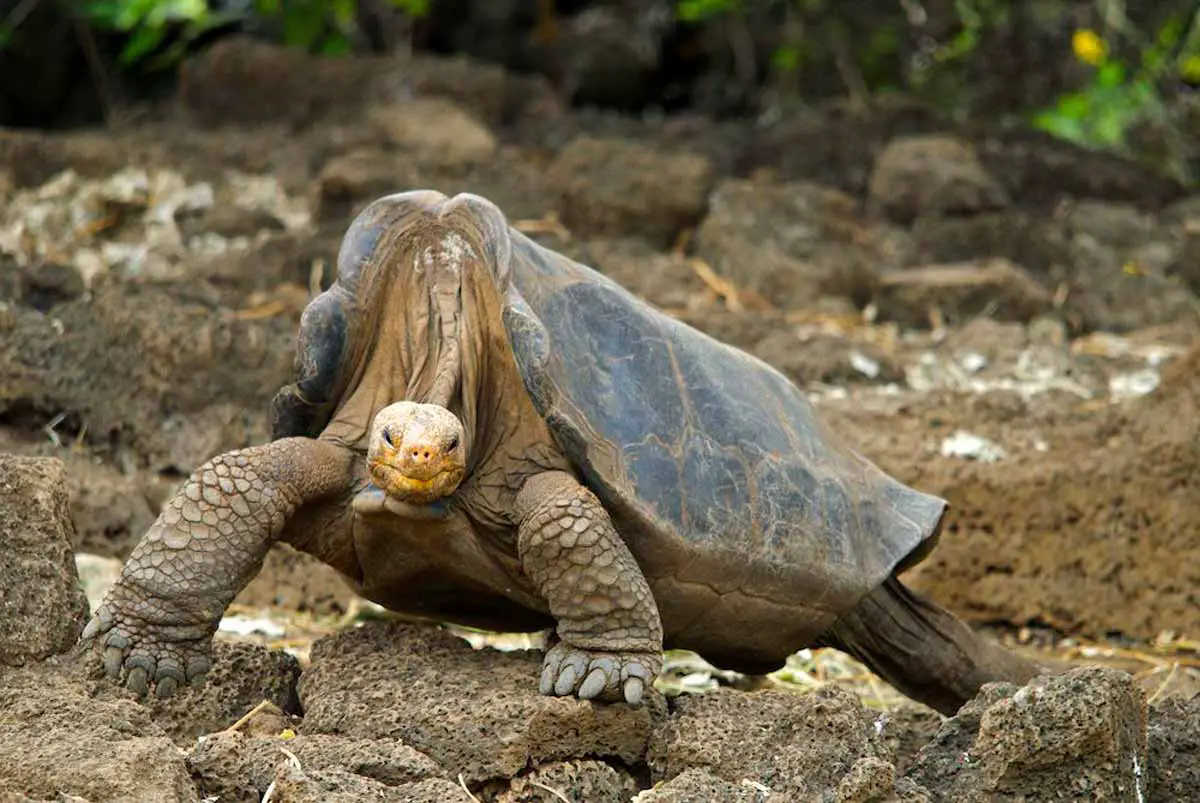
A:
874;258;1052;329
868;135;1009;225
547;135;716;247
632;768;762;802
313;149;427;223
694;178;879;309
647;685;895;799
369;98;497;169
499;759;640;803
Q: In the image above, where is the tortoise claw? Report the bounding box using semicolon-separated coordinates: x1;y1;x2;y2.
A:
538;641;661;706
76;585;216;701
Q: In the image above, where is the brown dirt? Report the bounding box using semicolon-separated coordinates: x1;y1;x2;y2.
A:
1;36;1197;803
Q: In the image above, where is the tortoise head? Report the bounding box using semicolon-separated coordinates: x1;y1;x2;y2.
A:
367;401;467;504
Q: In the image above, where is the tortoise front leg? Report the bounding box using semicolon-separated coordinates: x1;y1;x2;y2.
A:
515;470;664;705
78;437;354;699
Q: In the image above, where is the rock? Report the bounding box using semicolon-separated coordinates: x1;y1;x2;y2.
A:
136;641;302;745
633;768;762;802
528;5;667;110
15;260;85;311
547;135;716;246
499;759;640;802
187;731;444;803
0;454;89;666
835;756;896;803
0;129;125;190
910;203;1197;334
1065;199;1159;250
693;178;879;309
1162;194;1200;226
313;148;428;223
1167;225;1200;294
0;284;293;474
369;98;497;169
975;129;1189;211
647;685;897;799
907;667;1148;801
179;36;373;127
740;97;944;197
1060;226;1197;333
0;662;199;802
298;621;661;785
264;761;474;803
183;204;286;242
399;54;565;129
1146;694;1200;802
868;135;1009;225
909;211;1073;276
57;454;159;557
874;259;1053;328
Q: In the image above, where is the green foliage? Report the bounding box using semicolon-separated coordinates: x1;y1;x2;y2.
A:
0;0;432;69
253;0;429;55
78;0;238;67
675;0;741;23
1032;9;1199;158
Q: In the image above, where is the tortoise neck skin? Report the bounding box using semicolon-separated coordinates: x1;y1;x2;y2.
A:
320;194;518;486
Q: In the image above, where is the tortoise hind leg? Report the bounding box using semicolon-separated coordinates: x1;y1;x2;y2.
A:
815;574;1043;715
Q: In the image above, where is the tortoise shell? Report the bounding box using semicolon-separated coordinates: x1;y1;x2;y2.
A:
270;191;947;612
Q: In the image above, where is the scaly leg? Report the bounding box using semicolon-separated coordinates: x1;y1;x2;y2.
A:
816;574;1045;715
78;437;354;699
515;470;663;705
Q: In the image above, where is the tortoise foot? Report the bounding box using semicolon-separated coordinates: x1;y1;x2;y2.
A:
78;585;215;700
538;641;661;706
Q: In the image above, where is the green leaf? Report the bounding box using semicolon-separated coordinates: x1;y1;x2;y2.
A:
387;0;430;16
772;45;801;72
676;0;737;23
119;24;166;64
282;4;327;49
1096;61;1125;89
1183;55;1200;82
1056;92;1091;120
320;33;352;55
331;0;357;30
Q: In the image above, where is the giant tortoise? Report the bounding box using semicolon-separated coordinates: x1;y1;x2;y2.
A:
80;190;1040;714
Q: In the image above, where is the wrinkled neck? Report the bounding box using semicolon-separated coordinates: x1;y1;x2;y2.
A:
424;269;462;409
322;223;508;469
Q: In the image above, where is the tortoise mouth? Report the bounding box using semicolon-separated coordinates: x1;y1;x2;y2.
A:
369;460;464;504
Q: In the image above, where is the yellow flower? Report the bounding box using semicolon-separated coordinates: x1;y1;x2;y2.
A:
1072;29;1108;66
1182;55;1200;83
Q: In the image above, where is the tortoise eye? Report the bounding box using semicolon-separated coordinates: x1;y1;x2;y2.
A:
382;428;395;447
446;435;459;451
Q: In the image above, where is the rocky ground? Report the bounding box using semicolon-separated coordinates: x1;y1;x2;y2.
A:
1;35;1198;802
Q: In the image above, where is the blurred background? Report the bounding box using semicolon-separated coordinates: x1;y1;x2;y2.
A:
1;0;1198;183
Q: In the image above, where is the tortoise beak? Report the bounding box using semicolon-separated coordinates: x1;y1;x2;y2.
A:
369;431;465;503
